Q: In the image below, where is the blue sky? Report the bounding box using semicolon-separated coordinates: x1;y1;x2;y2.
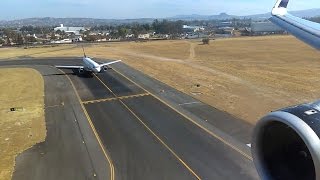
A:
1;0;320;20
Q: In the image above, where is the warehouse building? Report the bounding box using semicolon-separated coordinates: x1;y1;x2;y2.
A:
251;21;284;33
54;24;85;35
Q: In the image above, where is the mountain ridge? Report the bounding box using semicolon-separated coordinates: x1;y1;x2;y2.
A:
1;8;320;27
170;8;320;20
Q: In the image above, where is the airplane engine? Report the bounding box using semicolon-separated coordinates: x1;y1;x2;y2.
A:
101;66;111;72
78;68;85;74
252;100;320;180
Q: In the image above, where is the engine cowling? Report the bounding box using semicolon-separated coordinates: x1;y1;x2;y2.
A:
78;68;85;74
100;66;110;73
252;101;320;180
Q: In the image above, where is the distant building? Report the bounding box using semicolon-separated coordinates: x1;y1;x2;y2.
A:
54;24;85;35
183;25;205;32
126;34;134;38
215;21;233;28
186;33;208;39
251;21;283;33
138;34;150;39
51;38;72;44
219;27;234;31
72;36;83;42
96;38;107;42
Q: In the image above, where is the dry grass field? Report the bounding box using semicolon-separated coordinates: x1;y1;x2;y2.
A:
0;68;45;180
1;35;320;124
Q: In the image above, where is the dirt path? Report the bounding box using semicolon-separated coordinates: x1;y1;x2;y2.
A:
103;39;318;123
188;42;196;60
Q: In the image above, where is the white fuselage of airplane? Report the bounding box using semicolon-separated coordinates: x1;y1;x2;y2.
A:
55;55;121;73
83;57;102;73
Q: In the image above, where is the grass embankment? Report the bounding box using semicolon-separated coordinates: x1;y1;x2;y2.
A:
0;68;45;180
1;36;320;124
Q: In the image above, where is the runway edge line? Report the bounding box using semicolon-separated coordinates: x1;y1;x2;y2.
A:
58;69;115;180
111;66;253;161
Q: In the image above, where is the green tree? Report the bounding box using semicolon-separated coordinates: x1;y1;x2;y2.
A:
117;27;128;39
83;35;98;42
56;30;62;35
152;19;184;36
308;16;320;23
6;37;11;45
50;32;57;40
79;29;85;35
60;30;67;39
3;29;14;39
16;34;24;45
131;24;147;38
202;38;210;45
0;38;4;45
25;36;37;43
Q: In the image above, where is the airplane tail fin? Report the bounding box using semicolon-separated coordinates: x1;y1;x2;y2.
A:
276;0;289;8
272;0;289;16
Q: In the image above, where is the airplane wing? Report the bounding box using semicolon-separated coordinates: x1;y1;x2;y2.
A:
269;0;320;50
55;65;84;69
99;60;122;67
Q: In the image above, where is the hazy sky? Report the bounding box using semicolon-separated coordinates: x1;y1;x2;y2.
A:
1;0;320;20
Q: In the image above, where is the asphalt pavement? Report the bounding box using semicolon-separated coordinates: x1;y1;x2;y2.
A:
0;58;259;180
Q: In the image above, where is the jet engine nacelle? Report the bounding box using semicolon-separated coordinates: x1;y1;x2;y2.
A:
252;101;320;180
78;68;85;74
100;66;111;72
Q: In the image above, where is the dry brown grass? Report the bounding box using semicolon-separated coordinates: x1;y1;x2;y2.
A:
0;68;45;180
1;35;320;124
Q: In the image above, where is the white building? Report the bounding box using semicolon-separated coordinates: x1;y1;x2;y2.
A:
51;39;72;44
126;34;134;38
72;36;83;42
54;24;85;35
138;34;150;39
183;25;205;32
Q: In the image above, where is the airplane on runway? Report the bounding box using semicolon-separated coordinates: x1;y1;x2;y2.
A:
55;47;121;74
252;0;320;180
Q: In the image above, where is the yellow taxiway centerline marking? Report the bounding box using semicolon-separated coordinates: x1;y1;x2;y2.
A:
82;93;150;104
93;73;202;180
111;67;253;161
58;69;115;180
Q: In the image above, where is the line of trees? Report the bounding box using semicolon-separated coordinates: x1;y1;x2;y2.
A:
20;25;53;35
82;20;185;41
152;20;184;34
89;20;184;37
0;28;37;45
308;16;320;23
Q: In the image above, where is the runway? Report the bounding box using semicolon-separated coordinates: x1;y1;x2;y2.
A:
0;58;258;179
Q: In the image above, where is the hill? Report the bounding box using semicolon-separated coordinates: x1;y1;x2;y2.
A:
1;8;320;27
171;8;320;21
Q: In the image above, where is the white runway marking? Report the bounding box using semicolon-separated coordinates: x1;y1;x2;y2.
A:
179;102;201;106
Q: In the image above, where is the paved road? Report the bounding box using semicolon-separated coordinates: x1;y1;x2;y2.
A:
0;58;259;179
3;65;111;180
